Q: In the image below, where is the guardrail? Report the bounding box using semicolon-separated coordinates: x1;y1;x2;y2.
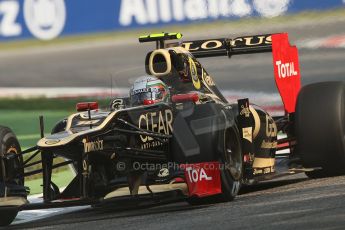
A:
0;0;344;41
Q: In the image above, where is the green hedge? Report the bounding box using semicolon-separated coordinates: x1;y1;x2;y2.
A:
0;97;112;111
0;98;113;182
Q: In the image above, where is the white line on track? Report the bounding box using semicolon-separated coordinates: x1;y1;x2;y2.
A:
13;193;89;225
0;30;344;60
0;87;284;115
0;87;128;99
297;33;345;49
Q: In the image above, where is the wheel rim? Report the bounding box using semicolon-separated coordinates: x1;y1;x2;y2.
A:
224;128;242;181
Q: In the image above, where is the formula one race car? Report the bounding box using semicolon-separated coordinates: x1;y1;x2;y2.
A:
1;32;345;226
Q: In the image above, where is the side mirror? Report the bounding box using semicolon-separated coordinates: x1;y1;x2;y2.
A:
76;102;99;112
172;93;199;103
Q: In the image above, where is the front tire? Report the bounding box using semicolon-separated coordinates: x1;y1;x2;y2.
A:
219;126;242;201
0;207;19;226
295;82;345;178
0;126;23;186
0;126;24;226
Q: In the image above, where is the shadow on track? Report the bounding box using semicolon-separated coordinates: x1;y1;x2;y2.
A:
9;177;308;229
239;177;308;195
9;200;206;229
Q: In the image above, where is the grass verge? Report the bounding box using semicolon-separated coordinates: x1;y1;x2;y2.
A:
1;109;75;193
0;97;111;111
0;109;70;147
25;169;74;195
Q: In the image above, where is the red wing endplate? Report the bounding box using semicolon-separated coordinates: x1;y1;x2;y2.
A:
182;162;222;197
180;33;301;113
272;33;301;113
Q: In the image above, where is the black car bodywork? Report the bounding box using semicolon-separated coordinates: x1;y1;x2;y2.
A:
1;32;345;226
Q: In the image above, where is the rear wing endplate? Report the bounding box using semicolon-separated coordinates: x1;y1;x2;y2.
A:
181;33;301;113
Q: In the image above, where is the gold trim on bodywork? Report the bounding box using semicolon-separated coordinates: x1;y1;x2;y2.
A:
38;105;170;148
242;127;253;143
169;46;189;54
0;196;28;206
149;49;172;77
253;157;275;175
189;57;201;90
252;157;275;168
104;183;188;199
66;112;78;130
249;106;261;139
261;140;278;149
38;110;119;148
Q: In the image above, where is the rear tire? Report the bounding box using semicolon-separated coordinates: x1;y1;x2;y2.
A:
295;82;345;178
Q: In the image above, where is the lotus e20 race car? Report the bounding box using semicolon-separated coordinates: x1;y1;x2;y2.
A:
1;32;345;226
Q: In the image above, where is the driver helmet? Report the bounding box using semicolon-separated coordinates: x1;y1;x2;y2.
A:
129;76;170;106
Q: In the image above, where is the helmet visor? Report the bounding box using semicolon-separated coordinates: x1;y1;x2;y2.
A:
130;90;164;106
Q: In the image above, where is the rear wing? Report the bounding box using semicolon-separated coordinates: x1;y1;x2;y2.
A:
181;33;301;114
181;34;272;58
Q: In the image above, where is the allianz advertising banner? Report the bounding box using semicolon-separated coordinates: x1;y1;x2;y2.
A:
0;0;344;41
